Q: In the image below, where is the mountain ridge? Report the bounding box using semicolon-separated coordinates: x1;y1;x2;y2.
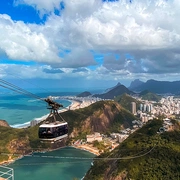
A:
129;79;180;94
93;84;134;99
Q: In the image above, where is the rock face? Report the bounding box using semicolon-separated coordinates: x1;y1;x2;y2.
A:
128;79;144;90
69;101;135;138
0;120;10;127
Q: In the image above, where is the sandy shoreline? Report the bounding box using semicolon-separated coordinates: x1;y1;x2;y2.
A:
71;145;100;156
11;97;95;128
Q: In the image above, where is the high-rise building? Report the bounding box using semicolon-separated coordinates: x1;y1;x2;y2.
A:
140;104;143;111
143;104;147;112
131;102;136;114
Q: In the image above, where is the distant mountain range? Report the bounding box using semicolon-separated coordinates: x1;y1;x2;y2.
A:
78;79;180;102
129;79;180;95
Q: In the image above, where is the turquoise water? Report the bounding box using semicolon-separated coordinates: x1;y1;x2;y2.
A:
0;91;73;127
0;89;99;179
8;147;95;180
0;88;103;127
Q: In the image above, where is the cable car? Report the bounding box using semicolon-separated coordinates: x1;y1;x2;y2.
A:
38;121;68;141
38;97;68;142
0;79;69;142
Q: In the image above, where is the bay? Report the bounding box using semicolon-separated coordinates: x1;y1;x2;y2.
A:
8;147;95;180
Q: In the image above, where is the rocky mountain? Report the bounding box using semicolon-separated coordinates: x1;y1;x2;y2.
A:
84;119;180;180
0;120;10;127
64;100;136;137
129;79;144;90
130;79;180;95
93;84;134;99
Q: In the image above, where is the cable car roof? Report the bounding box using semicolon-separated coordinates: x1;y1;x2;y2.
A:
39;121;67;128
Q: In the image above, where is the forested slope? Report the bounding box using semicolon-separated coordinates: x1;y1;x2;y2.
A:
84;120;180;180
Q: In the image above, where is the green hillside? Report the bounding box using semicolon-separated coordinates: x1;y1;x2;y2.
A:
76;91;91;97
63;100;136;138
84;120;180;180
114;93;140;112
0;100;136;163
0;125;49;162
139;90;161;102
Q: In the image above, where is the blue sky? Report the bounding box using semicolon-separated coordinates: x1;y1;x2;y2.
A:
0;0;180;90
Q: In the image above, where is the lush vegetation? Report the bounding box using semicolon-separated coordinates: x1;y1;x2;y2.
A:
0;100;136;163
0;125;49;162
139;90;161;102
115;93;141;112
64;100;136;137
84;119;180;180
93;140;107;152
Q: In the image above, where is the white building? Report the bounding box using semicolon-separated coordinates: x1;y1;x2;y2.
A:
30;119;38;127
131;102;136;114
118;134;129;143
86;132;102;142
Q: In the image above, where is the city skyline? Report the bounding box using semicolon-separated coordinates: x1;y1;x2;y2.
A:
0;0;180;89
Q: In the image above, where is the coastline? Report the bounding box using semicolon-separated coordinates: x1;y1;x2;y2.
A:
10;97;95;129
0;154;23;166
70;145;100;156
1;97;98;166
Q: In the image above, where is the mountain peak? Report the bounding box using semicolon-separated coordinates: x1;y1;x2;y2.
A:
94;83;133;99
104;82;121;93
129;79;144;90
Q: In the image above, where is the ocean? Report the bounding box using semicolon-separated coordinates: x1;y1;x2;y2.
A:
0;88;101;180
0;89;81;127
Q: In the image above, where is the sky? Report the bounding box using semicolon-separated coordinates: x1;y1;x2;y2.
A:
0;0;180;89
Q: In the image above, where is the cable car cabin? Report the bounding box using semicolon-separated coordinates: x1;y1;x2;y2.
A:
38;121;68;142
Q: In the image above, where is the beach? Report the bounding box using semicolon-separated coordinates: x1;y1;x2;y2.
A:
10;96;98;128
71;144;100;156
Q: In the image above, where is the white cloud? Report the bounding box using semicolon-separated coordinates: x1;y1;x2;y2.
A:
0;14;61;63
1;0;180;84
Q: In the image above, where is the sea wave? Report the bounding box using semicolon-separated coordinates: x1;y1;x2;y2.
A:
10;113;49;128
11;121;31;128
